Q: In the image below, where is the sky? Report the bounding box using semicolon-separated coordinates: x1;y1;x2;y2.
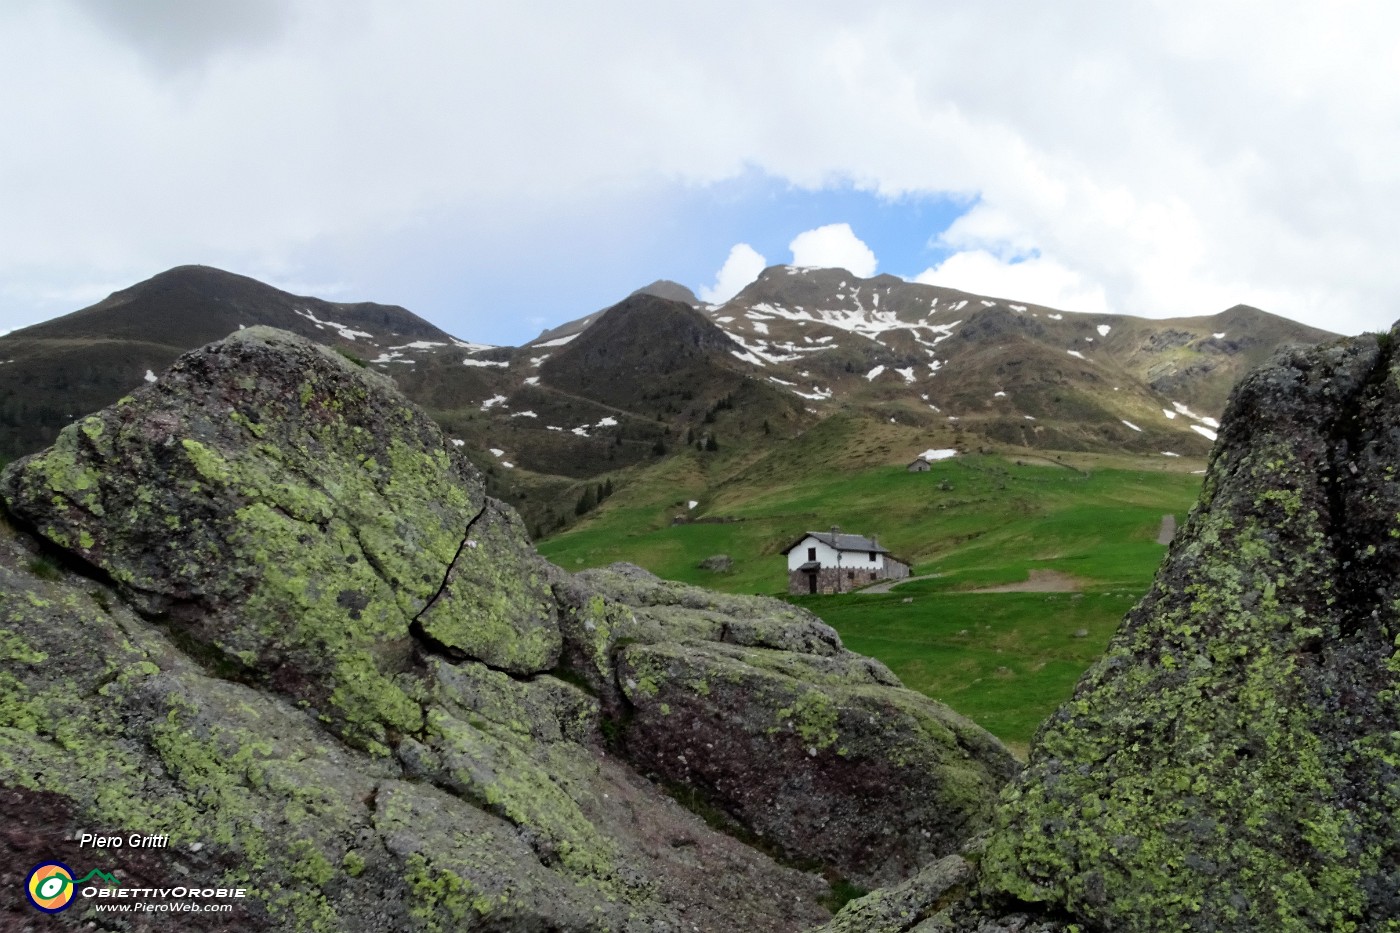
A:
2;1;1399;345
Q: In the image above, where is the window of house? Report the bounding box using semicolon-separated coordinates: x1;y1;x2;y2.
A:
869;551;876;561
807;547;816;561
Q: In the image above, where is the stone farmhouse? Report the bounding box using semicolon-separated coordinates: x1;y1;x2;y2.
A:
781;526;911;594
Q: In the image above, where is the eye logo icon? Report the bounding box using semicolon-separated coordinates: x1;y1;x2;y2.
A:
26;862;76;913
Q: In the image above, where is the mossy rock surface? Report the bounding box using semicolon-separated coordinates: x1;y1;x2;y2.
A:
1;327;559;750
560;563;1020;889
962;329;1400;930
0;331;874;931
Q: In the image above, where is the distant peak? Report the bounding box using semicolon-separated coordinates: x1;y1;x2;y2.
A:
630;279;699;306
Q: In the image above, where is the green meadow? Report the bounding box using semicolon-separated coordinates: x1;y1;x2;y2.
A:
539;448;1205;753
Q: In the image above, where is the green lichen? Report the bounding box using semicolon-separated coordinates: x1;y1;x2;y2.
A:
777;688;839;751
427;711;618;884
406;854;506;932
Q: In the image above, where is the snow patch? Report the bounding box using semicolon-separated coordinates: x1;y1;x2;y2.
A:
1213;332;1226;339
895;367;916;383
294;308;373;341
1097;324;1111;337
1009;304;1027;312
451;439;465;447
480;395;507;411
489;448;504;457
1172;402;1220;429
1161;451;1180;457
1191;424;1219;442
523;376;540;386
792;386;833;401
463;358;508;368
920;448;958;461
1047;313;1063;320
1122;420;1143;432
1162;409;1177;420
144;369;157;384
994;391;1007;398
750;321;769;335
535;333;579;347
510;410;538;418
571;426;590;437
1067;349;1086;360
392;340;447;350
596;416;618;427
688;500;698;510
865;365;886;381
529;355;550;367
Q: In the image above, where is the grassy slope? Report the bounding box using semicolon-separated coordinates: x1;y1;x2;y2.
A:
539;420;1204;753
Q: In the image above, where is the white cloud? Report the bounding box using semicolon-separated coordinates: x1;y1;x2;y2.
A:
915;251;1109;315
789;224;877;278
700;243;766;304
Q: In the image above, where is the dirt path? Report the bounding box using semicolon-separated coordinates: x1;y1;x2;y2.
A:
966;569;1086;593
861;573;943;594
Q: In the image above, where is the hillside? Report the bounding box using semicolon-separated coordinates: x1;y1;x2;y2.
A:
0;264;1337;537
0;265;478;459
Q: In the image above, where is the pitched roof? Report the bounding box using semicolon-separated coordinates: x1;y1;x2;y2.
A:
780;531;888;555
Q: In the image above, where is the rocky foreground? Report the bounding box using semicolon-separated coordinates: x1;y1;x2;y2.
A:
820;328;1400;930
0;328;1015;931
6;322;1399;931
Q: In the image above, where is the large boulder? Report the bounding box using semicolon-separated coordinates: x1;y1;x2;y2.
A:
873;327;1400;931
2;327;558;753
556;564;1020;889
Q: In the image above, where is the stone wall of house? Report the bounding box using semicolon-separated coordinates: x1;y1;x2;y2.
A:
789;566;884;595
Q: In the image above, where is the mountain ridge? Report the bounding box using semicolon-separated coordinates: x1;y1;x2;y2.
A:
0;263;1338;535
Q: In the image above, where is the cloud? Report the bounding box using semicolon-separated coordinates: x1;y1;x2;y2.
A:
789;224;877;277
915;251;1109;315
65;0;290;73
3;3;1400;338
700;243;767;304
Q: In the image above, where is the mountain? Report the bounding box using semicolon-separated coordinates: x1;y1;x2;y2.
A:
0;265;477;458
0;264;1338;537
697;265;1335;452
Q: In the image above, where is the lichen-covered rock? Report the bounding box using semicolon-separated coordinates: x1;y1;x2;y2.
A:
962;328;1400;929
813;855;975;933
0;331;855;931
1;327;559;752
557;564;1020;889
